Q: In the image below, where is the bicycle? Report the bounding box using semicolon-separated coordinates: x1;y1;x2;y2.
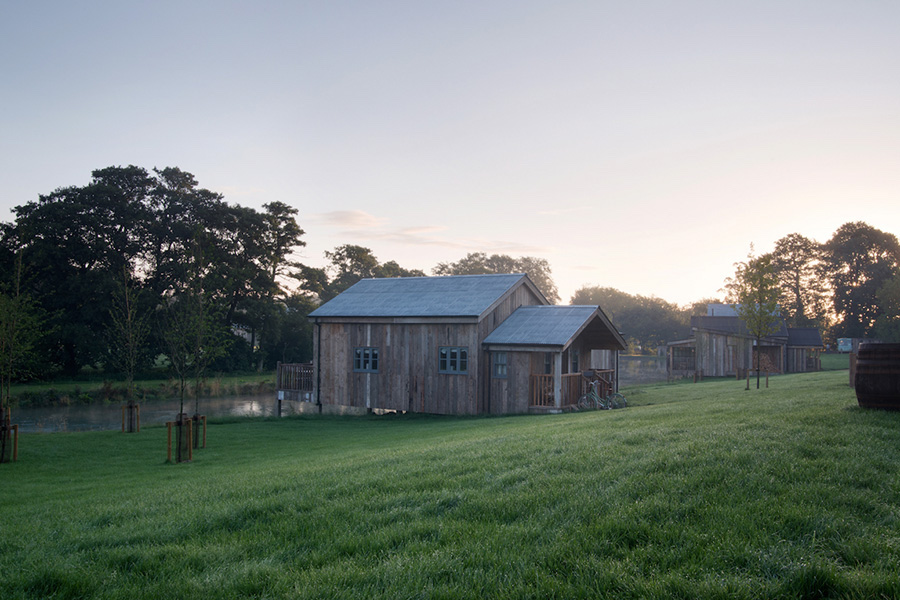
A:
577;380;627;410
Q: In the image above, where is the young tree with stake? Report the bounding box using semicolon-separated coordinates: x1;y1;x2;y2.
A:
724;249;782;390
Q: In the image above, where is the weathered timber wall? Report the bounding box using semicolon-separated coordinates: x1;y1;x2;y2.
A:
313;281;545;415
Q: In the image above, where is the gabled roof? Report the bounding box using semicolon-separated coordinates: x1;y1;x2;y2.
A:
483;305;626;351
787;327;824;348
308;273;543;319
691;315;789;339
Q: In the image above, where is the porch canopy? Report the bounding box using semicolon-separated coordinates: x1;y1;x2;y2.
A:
483;305;626;409
483;305;625;352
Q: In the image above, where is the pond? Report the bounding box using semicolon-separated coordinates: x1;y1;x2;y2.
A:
11;394;316;433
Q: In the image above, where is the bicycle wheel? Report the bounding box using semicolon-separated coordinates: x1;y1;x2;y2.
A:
577;394;593;411
606;393;627;409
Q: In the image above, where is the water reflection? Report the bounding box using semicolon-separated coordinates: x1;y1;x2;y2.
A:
12;395;315;433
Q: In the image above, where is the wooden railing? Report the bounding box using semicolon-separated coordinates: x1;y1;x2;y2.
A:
531;374;554;407
277;362;314;392
529;370;616;408
562;373;586;406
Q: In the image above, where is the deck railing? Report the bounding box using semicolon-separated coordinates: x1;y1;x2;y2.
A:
530;374;554;407
529;370;615;408
276;362;314;392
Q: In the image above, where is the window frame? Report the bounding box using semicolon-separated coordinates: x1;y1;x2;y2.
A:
492;352;508;378
353;347;380;373
439;346;469;374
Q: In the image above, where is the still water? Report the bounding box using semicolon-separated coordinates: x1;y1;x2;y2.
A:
12;395;313;433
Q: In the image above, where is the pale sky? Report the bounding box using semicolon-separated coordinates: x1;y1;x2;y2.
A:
2;1;899;306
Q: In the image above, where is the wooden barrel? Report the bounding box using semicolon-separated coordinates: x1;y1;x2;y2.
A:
855;343;900;410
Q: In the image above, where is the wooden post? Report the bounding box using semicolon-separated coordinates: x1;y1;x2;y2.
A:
186;419;193;462
166;422;173;463
1;407;13;463
553;353;563;410
766;372;769;388
745;371;750;391
123;402;140;433
191;415;206;449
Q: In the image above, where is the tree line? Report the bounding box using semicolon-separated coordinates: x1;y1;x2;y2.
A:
0;166;561;384
1;165;897;387
573;223;900;352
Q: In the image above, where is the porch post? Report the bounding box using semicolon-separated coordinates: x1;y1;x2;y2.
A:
553;352;563;409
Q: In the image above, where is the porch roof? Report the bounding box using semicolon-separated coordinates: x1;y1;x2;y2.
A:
483;305;626;350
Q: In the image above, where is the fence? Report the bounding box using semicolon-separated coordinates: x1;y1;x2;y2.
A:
276;362;314;402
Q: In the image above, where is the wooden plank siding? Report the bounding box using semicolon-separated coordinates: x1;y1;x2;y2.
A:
694;331;753;377
310;276;630;415
312;281;545;415
487;350;534;414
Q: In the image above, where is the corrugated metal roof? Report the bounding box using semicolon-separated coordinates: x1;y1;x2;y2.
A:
483;305;600;347
308;273;532;318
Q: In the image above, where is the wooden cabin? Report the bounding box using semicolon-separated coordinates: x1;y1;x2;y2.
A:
665;305;823;378
307;273;626;415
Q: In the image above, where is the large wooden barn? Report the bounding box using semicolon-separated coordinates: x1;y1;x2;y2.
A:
665;304;823;378
307;273;626;415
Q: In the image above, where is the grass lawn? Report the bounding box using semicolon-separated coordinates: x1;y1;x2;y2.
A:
2;370;899;599
820;353;851;371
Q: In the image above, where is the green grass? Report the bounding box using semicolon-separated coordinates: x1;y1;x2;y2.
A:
2;371;899;599
820;353;851;371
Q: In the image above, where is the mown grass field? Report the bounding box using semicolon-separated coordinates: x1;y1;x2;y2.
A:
2;369;898;599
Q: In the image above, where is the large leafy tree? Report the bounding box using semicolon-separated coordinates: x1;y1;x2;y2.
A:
0;254;42;413
433;252;560;304
723;249;782;389
295;245;424;303
771;233;829;330
11;166;154;373
570;286;689;352
821;222;900;339
873;274;900;342
4;165;307;377
258;293;317;366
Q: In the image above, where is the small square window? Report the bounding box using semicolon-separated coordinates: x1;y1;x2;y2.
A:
353;347;379;373
439;346;468;374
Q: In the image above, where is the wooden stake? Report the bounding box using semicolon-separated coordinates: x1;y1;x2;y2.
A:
186;419;193;462
166;422;173;463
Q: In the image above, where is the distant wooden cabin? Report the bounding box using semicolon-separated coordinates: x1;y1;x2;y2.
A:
307;273;626;415
666;304;823;378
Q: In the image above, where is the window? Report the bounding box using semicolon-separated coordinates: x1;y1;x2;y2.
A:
492;352;508;378
570;349;580;373
353;347;379;373
439;346;468;374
